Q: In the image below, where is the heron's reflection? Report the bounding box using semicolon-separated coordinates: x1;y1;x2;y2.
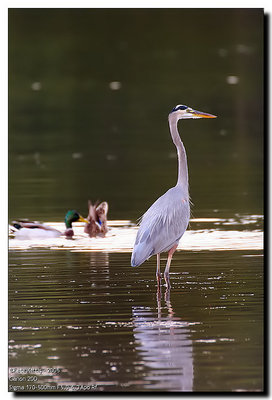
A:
132;287;194;391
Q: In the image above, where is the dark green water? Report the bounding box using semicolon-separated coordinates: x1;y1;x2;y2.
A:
9;249;263;392
8;9;264;393
9;8;263;222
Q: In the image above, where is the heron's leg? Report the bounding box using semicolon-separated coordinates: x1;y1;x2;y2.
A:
164;244;178;288
156;253;161;285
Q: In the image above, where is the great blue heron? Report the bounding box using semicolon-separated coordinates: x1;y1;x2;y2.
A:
131;104;216;288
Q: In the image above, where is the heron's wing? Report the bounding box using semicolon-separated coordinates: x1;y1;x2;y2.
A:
137;203;189;252
132;187;190;266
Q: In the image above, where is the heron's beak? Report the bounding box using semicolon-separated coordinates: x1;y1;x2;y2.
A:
78;215;89;223
192;110;217;118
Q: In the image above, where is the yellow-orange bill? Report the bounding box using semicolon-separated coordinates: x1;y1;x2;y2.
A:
193;110;217;118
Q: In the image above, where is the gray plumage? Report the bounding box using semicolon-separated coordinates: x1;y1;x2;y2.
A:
131;104;216;287
131;186;190;267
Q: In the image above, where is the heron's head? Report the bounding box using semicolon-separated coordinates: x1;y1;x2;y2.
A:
170;104;217;119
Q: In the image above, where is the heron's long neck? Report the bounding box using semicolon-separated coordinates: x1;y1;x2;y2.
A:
168;114;189;191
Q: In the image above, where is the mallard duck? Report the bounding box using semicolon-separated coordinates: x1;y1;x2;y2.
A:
84;200;109;238
11;210;88;239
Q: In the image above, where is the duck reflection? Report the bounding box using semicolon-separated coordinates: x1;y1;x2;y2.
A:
132;288;194;391
87;252;109;267
87;252;110;284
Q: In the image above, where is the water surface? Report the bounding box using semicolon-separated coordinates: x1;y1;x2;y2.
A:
9;243;263;392
8;214;263;392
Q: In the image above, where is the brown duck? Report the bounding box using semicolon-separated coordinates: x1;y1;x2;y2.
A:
84;201;109;238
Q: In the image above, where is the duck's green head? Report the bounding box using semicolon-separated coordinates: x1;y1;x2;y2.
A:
64;210;88;228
